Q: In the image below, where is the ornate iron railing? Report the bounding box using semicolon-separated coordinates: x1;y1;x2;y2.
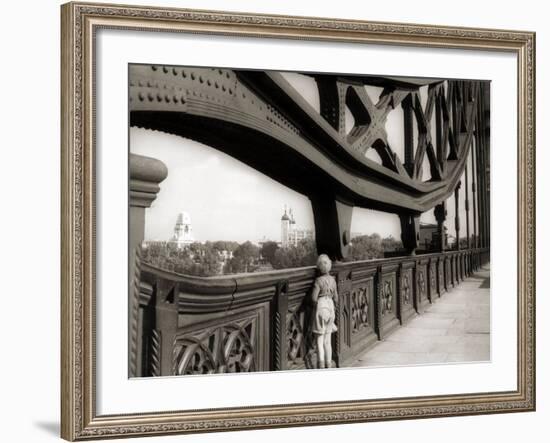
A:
134;248;489;376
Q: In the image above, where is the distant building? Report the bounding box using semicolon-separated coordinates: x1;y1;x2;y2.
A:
169;211;194;248
280;206;314;247
418;222;448;251
218;249;233;261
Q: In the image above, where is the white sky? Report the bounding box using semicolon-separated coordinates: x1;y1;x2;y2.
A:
130;72;474;243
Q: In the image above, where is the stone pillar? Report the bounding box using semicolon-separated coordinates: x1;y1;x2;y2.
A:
129;153;168;377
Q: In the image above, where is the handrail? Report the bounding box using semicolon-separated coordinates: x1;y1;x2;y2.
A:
141;247;488;289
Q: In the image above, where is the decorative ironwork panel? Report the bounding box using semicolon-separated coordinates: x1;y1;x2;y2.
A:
401;272;413;306
377;267;400;339
343;275;378;364
380;279;394;316
174;316;258;375
398;261;416;324
286;307;306;366
416;265;427;305
335;270;354;366
351;286;370;332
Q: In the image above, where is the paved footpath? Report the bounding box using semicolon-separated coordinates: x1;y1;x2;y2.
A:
352;264;490;368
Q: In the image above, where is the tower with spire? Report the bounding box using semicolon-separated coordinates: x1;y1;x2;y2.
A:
170;211;194;248
280;205;314;247
280;205;291;247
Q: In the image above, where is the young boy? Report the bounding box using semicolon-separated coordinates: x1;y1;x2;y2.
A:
311;254;338;369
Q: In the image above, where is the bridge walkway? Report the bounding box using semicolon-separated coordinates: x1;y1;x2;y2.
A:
351;264;491;368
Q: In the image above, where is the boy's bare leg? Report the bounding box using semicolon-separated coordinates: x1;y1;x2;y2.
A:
316;334;325;368
324;333;332;368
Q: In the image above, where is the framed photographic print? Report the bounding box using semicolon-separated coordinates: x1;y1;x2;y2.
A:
61;1;536;440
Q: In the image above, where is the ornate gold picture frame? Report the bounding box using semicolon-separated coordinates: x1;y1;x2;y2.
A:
61;1;535;440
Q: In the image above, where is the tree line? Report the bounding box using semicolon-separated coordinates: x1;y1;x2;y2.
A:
141;234;402;277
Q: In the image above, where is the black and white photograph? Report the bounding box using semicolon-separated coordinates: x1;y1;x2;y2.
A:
2;0;545;441
128;64;491;377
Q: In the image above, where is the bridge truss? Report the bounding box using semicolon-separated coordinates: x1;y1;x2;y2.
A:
128;65;490;377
